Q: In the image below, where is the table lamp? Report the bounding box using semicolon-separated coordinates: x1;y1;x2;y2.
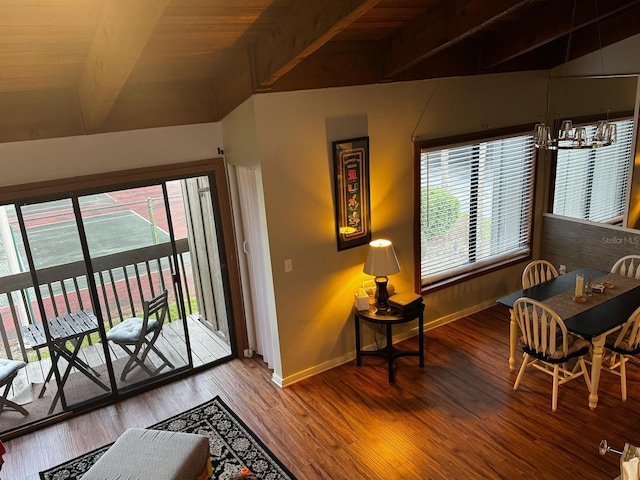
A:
363;239;400;311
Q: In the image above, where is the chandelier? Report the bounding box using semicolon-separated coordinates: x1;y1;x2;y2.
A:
533;0;615;150
533;119;616;150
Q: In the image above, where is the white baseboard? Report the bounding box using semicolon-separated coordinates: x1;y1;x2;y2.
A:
277;351;354;387
424;299;498;330
277;299;498;387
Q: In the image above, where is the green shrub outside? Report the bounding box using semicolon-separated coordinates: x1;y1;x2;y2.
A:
421;187;461;239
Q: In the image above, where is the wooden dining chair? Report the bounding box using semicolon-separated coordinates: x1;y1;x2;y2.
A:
106;290;175;381
611;255;640;279
521;260;559;289
513;297;591;412
601;306;640;401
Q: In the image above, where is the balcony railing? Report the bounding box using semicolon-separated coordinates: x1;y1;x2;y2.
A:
0;238;195;364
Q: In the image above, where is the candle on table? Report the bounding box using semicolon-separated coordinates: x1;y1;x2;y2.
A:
575;275;584;297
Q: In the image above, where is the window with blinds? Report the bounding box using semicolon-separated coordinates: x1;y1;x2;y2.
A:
419;133;535;286
552;118;634;224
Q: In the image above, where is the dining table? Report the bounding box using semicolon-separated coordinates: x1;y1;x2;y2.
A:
497;267;640;409
22;309;110;413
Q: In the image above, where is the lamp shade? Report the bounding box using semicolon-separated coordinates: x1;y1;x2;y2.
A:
363;239;400;277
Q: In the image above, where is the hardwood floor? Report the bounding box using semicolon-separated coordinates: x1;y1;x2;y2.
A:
3;305;636;479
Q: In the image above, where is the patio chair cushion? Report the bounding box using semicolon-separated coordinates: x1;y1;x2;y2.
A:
82;427;211;480
0;359;26;379
106;317;159;343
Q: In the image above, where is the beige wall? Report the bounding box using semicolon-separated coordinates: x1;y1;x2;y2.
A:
0;123;224;186
241;72;550;383
552;33;640;77
221;98;260;169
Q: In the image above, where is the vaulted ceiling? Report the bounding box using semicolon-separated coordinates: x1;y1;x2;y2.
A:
2;0;640;144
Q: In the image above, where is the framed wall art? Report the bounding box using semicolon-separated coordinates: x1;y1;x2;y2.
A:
332;136;371;251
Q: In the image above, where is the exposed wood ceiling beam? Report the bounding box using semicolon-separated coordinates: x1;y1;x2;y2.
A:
394;40;483;82
268;41;381;92
380;0;531;80
210;47;252;122
77;0;171;132
253;0;383;88
482;0;640;69
212;0;382;119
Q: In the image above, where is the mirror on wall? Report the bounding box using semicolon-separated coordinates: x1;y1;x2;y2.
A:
546;75;640;230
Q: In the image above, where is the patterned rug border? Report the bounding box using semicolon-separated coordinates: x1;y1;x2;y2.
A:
39;396;297;480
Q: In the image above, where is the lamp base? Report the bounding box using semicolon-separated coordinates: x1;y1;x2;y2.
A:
374;276;391;312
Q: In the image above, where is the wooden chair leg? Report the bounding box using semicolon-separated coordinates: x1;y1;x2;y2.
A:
620;356;628;401
552;364;559;412
120;344;155;380
119;338;174;381
148;344;175;374
580;359;591;391
513;353;529;390
1;398;29;416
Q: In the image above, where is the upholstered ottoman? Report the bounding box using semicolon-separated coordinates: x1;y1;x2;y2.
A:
82;428;212;480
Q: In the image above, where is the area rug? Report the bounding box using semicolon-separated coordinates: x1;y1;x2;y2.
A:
39;396;296;480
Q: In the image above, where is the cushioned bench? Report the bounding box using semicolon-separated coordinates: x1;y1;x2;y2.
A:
82;428;212;480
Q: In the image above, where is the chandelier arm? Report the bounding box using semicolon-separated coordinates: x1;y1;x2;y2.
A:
594;0;610;122
565;0;577;64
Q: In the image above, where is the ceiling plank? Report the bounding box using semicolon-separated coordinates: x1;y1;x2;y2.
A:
210;47;253;120
482;0;640;70
380;0;530;79
100;80;217;133
77;0;171;131
268;41;381;92
394;40;483;82
252;0;383;88
0;64;81;92
0;4;103;26
212;0;382;119
564;3;640;60
0;88;83;144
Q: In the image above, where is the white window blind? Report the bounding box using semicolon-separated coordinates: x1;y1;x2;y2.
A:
419;134;535;285
553;118;634;223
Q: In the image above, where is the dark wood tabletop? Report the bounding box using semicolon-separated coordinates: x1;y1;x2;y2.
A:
496;267;608;308
497;268;640;339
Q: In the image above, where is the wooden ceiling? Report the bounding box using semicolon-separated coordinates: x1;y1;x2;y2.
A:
2;0;640;144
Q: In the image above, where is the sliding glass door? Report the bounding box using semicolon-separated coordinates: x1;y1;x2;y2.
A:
79;183;191;393
16;198;113;413
0;165;235;436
